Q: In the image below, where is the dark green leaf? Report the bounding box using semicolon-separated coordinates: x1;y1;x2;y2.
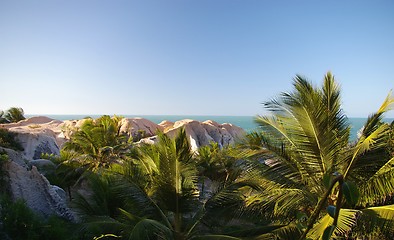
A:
322;225;335;240
322;173;332;190
342;181;359;206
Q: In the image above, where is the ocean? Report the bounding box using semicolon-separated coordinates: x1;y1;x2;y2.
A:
27;114;393;142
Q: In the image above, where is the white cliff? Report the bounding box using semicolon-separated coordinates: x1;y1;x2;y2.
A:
0;115;245;221
161;119;245;151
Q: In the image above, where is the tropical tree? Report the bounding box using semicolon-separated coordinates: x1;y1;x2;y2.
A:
73;129;280;240
42;151;85;201
62;115;131;172
2;107;25;123
247;72;394;239
0;110;6;123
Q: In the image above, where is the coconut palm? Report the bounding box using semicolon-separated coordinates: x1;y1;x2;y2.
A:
73;129;283;240
3;107;25;123
247;72;394;239
63;115;131;172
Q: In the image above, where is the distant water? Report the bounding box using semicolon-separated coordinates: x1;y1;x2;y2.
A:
26;114;393;142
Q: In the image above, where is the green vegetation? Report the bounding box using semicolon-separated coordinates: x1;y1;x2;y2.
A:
0;153;8;195
0;128;24;151
62;115;131;172
1;73;393;239
250;72;394;239
0;107;25;151
0;107;25;123
0;196;78;240
72;129;272;239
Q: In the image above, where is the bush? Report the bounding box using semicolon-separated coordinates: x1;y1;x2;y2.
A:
0;196;78;240
0;197;41;240
0;153;9;195
0;107;25;123
0;128;23;151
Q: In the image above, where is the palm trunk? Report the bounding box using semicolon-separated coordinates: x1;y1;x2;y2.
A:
299;174;344;240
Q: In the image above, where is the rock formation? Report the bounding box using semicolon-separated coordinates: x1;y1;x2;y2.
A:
5;160;74;220
0;117;73;221
160;119;245;151
0;115;245;221
0;116;66;153
119;117;164;139
0;147;76;221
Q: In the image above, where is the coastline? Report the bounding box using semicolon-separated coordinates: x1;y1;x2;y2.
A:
25;114;394;141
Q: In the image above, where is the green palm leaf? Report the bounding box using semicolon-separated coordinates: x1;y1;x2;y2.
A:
307;209;359;239
252;73;394;239
358;157;394;205
129;219;173;240
356;205;394;238
343;91;394;179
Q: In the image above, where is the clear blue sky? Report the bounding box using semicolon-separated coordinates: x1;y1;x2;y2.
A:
1;0;393;117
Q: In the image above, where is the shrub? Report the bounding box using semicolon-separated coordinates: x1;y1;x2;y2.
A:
0;196;78;240
2;107;25;123
0;153;9;195
0;128;23;151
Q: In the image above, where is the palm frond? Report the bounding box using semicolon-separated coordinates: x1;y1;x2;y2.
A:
254;223;302;240
152;129;199;214
343;120;391;179
78;215;126;239
357;156;394;206
111;162;163;222
362;91;394;137
355;205;394;238
129;218;173;240
256;74;350;187
245;186;314;218
307;209;359;239
72;174;123;218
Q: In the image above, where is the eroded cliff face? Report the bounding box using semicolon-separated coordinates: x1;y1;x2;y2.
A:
5;160;74;220
161;119;245;151
0;117;74;221
0;147;76;222
0;116;245;221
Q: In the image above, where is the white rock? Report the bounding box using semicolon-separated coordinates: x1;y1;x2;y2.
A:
158;120;174;130
137;136;158;145
164;119;245;152
119;118;163;138
14;132;60;160
5;161;75;221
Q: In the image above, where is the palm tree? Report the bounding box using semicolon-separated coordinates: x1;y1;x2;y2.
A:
73;129;279;239
3;107;25;123
63;115;131;172
247;72;394;239
0;110;7;123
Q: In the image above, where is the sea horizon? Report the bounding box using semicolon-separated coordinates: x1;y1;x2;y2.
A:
26;114;394;142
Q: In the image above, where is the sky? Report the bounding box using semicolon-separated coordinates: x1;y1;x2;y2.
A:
0;0;393;117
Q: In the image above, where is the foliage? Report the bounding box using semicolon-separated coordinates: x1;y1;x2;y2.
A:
72;129;282;239
352;205;394;238
1;73;391;239
0;110;5;124
0;196;78;240
41;151;84;201
249;72;394;239
0;153;8;195
0;107;25;123
62;115;131;172
0;128;23;151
